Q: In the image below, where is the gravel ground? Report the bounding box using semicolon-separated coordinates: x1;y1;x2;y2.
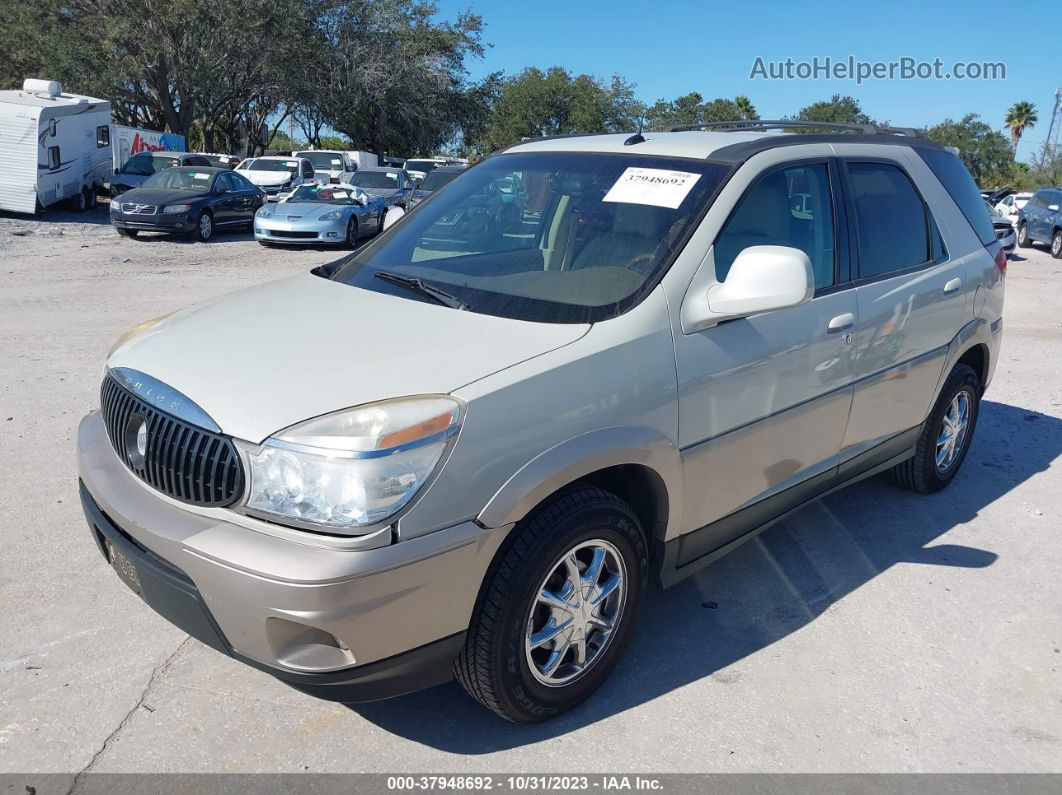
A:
0;202;1060;778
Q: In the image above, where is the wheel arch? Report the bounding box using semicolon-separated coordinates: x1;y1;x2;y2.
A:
476;426;682;548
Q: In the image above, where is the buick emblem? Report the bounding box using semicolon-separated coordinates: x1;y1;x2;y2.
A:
125;414;148;469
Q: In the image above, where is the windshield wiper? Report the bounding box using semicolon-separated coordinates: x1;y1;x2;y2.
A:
372;270;470;311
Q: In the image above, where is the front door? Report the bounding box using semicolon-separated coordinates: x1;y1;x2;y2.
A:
674;159;857;561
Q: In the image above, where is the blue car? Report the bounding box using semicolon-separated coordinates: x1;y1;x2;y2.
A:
1016;187;1062;257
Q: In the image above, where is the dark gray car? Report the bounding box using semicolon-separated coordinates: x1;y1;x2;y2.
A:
407;164;466;208
349;166;414;208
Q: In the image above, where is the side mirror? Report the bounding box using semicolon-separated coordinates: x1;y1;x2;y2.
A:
686;246;813;330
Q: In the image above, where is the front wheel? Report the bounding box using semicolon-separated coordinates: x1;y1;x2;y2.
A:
345;216;360;248
1051;229;1062;259
193;211;213;242
1017;223;1032;248
454;486;647;723
891;363;980;493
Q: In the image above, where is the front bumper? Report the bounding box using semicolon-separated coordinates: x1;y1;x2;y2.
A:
254;215;346;245
77;411;510;701
111;211;195;233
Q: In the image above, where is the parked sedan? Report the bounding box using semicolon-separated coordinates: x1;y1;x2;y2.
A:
109;167;263;242
109;152;215;195
236;156;316;201
349;166;414;208
407;164;466;208
253;183;385;246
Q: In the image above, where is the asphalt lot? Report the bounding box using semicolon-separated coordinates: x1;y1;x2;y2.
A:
1;202;1060;778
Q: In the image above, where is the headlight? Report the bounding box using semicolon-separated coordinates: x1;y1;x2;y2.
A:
239;396;462;533
257;206;273;219
318;209;344;221
161;204;192;214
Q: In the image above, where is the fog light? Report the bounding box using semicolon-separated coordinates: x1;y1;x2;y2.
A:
326;231;340;238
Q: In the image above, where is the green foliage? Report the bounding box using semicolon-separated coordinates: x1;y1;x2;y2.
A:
471;67;640;153
924;114;1014;185
643;92;753;130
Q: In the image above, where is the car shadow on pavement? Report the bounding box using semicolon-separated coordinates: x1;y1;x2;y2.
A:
352;399;1062;749
1;205;113;226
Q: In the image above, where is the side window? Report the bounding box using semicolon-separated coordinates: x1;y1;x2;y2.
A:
96;125;110;148
48;119;56;137
847;162;932;279
916;148;995;247
215;173;234;192
1029;191;1046;209
47;146;60;170
714;162;836;290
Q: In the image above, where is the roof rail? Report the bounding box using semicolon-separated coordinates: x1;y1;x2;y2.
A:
663;120;924;137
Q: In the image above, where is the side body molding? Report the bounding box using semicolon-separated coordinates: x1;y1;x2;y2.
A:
476;426;683;542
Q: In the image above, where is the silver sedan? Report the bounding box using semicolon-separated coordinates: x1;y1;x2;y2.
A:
253;184;386;246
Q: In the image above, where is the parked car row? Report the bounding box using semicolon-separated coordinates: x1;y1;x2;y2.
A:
1015;187;1062;258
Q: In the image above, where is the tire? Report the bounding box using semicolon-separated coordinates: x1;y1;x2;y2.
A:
1017;223;1032;248
891;363;980;493
345;216;359;248
193;210;213;242
68;189;87;212
83;187;97;211
115;228;138;239
454;486;648;723
1051;229;1062;259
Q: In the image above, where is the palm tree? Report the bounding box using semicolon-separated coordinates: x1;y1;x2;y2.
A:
1005;101;1038;151
735;95;759;121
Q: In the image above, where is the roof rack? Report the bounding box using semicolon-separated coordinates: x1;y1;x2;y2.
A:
663;120;923;137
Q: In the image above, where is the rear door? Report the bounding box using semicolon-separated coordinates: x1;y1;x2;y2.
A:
211;172;238;224
1025;191;1047;241
839;157;966;459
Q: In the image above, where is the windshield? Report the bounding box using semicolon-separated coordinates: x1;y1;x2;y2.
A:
353;171;402;189
328;152;732;323
204;154;231;168
405;160;440;174
420;169;462;191
298;151;344;169
249;159;300;175
288;185;358;205
141;169;216;191
121;154;179;175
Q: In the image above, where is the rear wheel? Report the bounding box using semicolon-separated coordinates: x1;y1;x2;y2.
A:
891;363;980;493
1017;223;1032;248
83;187;97;211
1051;229;1062;259
454;486;647;723
193;210;213;242
68;189;87;212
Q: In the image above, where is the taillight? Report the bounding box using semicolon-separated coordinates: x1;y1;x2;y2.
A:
995;246;1007;275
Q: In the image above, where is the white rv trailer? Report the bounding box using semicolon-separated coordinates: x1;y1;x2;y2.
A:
0;79;113;214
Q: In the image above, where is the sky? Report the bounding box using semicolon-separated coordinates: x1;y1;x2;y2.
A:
435;0;1060;161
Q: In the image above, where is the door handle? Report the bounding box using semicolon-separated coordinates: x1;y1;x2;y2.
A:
827;312;855;333
943;278;962;295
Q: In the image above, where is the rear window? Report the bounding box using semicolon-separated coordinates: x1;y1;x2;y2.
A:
916;148;996;247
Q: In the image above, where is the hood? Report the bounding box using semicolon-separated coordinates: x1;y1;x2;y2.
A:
107;272;589;442
272;201;349;218
237;170;293;187
117;186;207;205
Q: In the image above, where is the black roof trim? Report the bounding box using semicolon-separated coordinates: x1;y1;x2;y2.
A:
708;133;944;166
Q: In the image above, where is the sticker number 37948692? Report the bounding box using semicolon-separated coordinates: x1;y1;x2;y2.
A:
602;167;702;209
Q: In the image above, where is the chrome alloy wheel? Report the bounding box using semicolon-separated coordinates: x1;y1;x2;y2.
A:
936;390;971;472
525;539;627;687
199;213;212;240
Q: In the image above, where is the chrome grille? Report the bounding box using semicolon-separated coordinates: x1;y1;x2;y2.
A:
120;203;157;215
100;374;244;507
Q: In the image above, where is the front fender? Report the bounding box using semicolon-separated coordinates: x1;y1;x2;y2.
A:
476;425;683;541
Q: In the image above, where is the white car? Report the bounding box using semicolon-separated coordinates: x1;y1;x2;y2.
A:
295;150;357;184
994;192;1033;227
235;156;315;201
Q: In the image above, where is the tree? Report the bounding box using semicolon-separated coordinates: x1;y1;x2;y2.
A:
1004;101;1037;151
786;94;875;133
307;0;485;157
643;93;751;130
924;114;1014;185
472;67;640;153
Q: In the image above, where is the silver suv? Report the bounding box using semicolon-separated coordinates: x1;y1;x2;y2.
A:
77;121;1005;722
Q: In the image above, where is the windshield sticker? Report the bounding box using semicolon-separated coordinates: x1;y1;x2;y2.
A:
603;167;701;209
331;158;342;165
191;172;210;179
285;161;298;167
